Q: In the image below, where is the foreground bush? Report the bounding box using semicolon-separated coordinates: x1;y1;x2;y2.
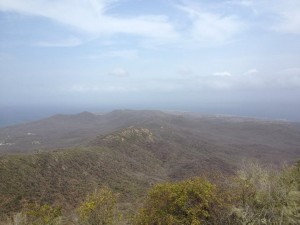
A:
77;187;120;225
133;161;300;225
0;204;62;225
133;177;225;225
1;161;299;225
229;161;300;224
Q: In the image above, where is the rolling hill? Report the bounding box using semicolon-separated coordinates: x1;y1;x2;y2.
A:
0;110;299;217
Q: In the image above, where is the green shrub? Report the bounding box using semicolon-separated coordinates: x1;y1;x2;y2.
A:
230;161;300;224
25;204;62;225
133;177;223;225
77;187;120;225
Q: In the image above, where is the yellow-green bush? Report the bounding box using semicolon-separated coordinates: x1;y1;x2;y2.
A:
133;177;223;225
230;161;300;224
77;187;119;225
25;204;62;225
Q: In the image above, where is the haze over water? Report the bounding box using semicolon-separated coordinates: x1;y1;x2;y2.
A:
1;0;300;126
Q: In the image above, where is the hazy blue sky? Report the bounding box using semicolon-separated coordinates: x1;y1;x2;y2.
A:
1;0;300;122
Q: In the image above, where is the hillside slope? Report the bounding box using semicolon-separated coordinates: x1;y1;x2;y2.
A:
1;110;300;164
0;110;300;216
0;141;166;216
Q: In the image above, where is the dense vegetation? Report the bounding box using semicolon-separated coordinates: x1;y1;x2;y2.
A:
1;111;299;224
0;145;162;216
133;161;300;225
1;160;299;225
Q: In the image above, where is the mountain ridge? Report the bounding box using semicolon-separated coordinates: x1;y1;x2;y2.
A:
0;110;299;216
1;110;300;162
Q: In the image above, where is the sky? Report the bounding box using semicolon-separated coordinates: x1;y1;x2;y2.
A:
0;0;300;123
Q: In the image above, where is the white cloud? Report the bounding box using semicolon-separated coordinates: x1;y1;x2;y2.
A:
177;3;244;43
272;9;300;34
66;79;183;94
225;0;258;15
0;0;178;41
244;69;258;75
213;71;232;77
68;83;137;93
264;0;300;34
226;0;253;7
36;36;83;47
1;0;299;50
224;0;300;34
108;68;129;77
56;67;300;96
87;50;138;60
237;0;300;34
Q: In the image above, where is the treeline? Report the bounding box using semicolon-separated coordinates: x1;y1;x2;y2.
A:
1;160;299;225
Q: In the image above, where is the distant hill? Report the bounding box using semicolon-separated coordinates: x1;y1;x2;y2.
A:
0;110;171;152
1;110;299;164
0;110;300;216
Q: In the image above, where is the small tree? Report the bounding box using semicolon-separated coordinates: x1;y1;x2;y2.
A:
24;203;62;225
77;187;119;225
230;160;300;224
133;177;223;225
